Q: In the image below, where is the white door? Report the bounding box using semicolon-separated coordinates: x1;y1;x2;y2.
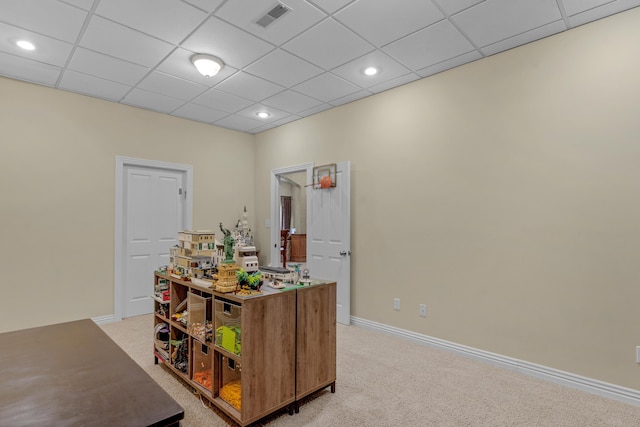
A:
123;165;185;317
308;161;351;325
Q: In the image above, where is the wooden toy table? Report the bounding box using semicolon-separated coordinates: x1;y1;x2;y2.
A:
0;319;183;427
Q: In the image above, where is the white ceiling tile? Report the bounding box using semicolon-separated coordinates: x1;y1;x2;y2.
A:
335;0;444;47
155;48;237;87
0;0;636;134
213;114;264;133
95;0;207;44
329;89;371;106
331;50;411;88
249;123;278;133
568;0;640;26
384;20;475;70
235;104;290;123
121;88;185;113
416;50;482;78
298;103;333;117
481;21;566;56
562;0;615;16
283;18;374;70
0;50;61;86
67;48;149;86
191;88;254;113
453;0;562;47
307;0;354;14
369;72;421;93
80;16;174;67
182;0;225;13
0;0;87;43
0;22;73;67
58;70;131;101
251;115;301;132
171;103;228;123
137;71;208;101
262;90;323;113
60;0;95;11
215;73;284;102
293;72;360;102
434;0;484;15
181;16;275;69
244;49;323;87
215;0;326;45
272;115;302;126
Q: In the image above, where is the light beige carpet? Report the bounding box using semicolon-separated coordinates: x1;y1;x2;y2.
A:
101;315;640;426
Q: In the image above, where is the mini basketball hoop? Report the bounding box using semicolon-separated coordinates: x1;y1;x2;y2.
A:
312;163;337;189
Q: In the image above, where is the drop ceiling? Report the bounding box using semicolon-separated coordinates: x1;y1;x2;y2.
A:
1;0;638;134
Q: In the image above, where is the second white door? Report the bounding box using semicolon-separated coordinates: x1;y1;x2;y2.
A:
123;165;186;317
308;161;351;325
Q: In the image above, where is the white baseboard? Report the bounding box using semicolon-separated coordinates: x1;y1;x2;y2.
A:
351;316;640;406
92;314;116;325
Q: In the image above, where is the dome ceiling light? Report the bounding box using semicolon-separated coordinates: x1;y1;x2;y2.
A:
191;54;224;78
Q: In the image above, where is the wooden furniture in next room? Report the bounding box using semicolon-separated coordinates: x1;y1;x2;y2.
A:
289;233;306;262
0;319;184;427
280;228;290;267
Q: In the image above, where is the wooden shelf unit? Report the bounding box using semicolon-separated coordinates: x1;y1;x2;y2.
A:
295;282;337;407
153;272;336;426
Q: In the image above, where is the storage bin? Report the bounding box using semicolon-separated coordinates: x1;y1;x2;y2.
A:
188;293;212;343
217;353;242;411
192;340;213;392
171;330;189;374
214;299;242;356
154;322;170;361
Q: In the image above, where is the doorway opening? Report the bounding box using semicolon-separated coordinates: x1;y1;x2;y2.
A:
269;163;313;268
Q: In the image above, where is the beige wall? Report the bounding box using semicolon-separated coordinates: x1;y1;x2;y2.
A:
254;8;640;391
0;79;254;332
2;7;640;393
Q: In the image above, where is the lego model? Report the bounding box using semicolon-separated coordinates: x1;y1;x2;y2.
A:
236;246;259;273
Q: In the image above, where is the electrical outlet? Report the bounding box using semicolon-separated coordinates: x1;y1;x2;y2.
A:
419;304;427;317
393;298;400;310
636;346;640;363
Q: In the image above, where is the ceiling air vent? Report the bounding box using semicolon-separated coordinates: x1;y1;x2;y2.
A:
256;3;291;28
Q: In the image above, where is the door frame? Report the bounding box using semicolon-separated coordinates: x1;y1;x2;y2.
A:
114;156;193;321
270;163;313;266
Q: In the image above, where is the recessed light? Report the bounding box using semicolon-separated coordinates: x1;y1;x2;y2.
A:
257;112;270;119
363;67;379;76
16;40;35;51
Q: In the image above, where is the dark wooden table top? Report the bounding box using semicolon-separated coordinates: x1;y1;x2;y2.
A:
0;319;184;427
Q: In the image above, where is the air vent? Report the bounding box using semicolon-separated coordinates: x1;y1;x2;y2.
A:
256;3;291;28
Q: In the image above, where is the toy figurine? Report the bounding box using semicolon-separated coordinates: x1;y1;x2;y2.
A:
219;222;235;264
